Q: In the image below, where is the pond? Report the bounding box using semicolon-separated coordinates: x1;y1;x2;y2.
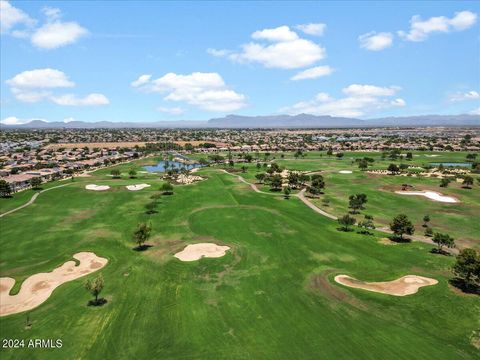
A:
430;162;472;168
143;161;203;172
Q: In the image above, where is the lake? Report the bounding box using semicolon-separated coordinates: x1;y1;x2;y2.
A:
143;160;203;172
430;162;472;168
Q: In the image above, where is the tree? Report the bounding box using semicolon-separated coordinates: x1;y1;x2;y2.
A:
321;198;330;207
0;180;12;198
133;222;152;250
84;274;105;306
161;182;174;195
129;169;137;178
241;166;248;173
283;187;291;199
111;169;121;178
452;248;480;292
432;232;455;253
338;214;356;231
439;177;451;188
357;215;375;235
270;175;282;191
30;177;42;190
462;175;474;189
406;152;413;161
255;173;266;184
424;226;433;237
390;214;414;241
348;194;367;214
423;215;430;227
358;159;368;171
388;164;399;173
145;201;157;214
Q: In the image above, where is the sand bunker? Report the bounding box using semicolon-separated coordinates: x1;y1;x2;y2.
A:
174;243;230;261
126;183;151;191
0;252;108;316
85;184;110;191
339;170;353;174
334;274;438;296
395;190;458;203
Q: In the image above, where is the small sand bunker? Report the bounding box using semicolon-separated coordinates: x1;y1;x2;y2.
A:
338;170;353;174
395;190;458;203
0;252;108;316
334;274;438;296
85;184;110;191
126;183;151;191
174;243;230;262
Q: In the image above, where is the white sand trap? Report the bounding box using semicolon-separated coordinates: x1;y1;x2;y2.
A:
425;154;440;157
339;170;353;174
174;243;230;262
395;190;458;203
126;183;151;191
85;184;110;191
334;274;438;296
0;252;108;316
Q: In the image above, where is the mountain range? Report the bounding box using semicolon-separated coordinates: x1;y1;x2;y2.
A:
2;114;479;129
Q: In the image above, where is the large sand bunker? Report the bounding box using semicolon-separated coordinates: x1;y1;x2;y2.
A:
126;183;151;191
174;243;230;262
0;252;108;316
85;184;110;191
395;190;458;203
334;274;438;296
338;170;353;174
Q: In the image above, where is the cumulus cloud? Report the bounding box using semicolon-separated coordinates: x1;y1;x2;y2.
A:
209;25;326;69
290;66;334;81
31;21;88;49
132;72;247;112
449;90;480;102
398;10;477;42
50;93;109;106
281;84;405;117
0;1;88;49
1;116;27;125
295;23;326;36
359;32;393;51
0;0;35;34
6;68;108;106
157;106;184;115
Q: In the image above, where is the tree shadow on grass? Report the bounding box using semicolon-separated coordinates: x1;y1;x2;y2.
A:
133;244;153;252
87;298;108;307
449;278;480;295
430;248;453;256
388;236;412;243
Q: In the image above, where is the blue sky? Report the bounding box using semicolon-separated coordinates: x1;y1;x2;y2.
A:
1;0;479;124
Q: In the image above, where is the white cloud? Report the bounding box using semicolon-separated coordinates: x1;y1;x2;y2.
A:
398;10;477;42
469;107;480;115
290;65;334;81
358;32;393;51
295;23;326;36
1;1;88;49
210;25;326;69
157;106;184;115
0;1;35;34
6;68;108;106
50;93;109;106
63;117;75;123
31;21;88;49
1;116;27;125
449;90;480;102
132;72;247;112
6;68;75;88
343;84;401;97
281;84;405;117
252;25;298;42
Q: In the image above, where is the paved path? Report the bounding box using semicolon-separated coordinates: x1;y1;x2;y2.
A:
219;169;456;253
0;183;72;218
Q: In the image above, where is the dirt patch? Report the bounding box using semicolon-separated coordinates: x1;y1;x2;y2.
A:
378;238;398;246
0;252;108;316
174;243;230;262
335;274;438;296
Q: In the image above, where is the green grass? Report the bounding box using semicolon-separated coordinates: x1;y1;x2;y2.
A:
0;155;479;359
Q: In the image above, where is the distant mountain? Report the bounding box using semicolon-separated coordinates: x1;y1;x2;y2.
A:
1;114;479;129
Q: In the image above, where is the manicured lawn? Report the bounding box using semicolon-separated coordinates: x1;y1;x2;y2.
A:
0;155;478;359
